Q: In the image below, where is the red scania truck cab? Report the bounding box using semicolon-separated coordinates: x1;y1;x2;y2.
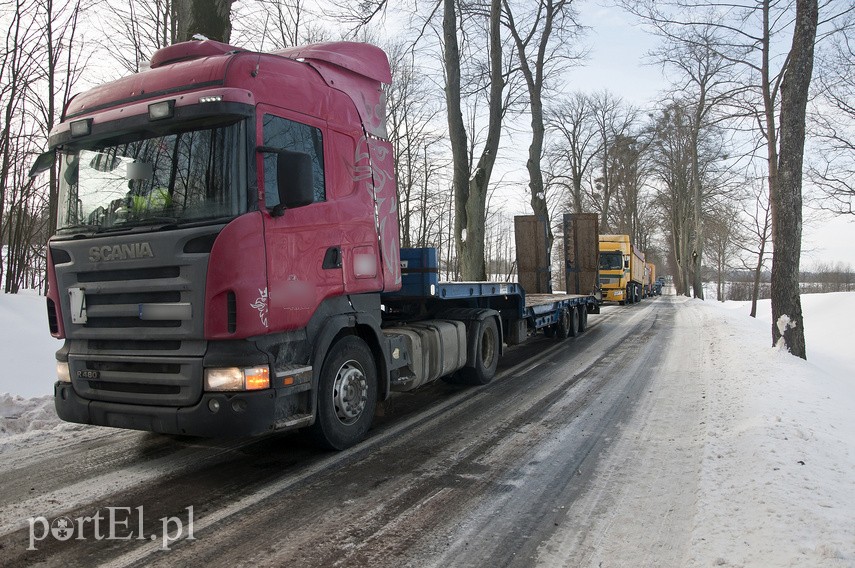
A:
43;40;403;448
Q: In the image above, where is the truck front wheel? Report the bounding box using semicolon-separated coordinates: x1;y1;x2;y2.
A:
311;336;377;450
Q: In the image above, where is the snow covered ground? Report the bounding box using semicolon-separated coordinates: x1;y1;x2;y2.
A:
0;291;852;564
0;291;63;436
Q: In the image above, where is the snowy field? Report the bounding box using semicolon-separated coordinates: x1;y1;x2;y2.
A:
0;291;852;564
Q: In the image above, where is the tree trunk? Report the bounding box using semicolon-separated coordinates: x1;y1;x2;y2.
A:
770;0;817;358
444;0;503;281
750;240;765;318
175;0;234;43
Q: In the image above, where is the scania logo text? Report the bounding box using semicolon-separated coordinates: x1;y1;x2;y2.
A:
89;242;154;262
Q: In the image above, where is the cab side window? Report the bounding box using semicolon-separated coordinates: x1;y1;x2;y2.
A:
262;115;326;206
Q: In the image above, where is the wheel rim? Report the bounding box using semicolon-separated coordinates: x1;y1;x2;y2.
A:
332;359;368;425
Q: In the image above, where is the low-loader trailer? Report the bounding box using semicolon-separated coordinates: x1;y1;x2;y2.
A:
35;40;598;449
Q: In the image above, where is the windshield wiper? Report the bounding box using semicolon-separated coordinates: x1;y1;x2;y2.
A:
124;216;179;226
100;217;180;232
57;223;103;236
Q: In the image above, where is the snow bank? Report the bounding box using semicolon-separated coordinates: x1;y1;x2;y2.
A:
0;292;63;437
0;291;62;399
0;394;60;435
692;296;855;566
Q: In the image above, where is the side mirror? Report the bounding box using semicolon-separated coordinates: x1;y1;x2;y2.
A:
624;259;630;269
29;151;56;178
277;150;314;210
258;146;314;215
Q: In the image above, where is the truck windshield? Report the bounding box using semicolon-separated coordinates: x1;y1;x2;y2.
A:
599;252;623;271
56;119;247;234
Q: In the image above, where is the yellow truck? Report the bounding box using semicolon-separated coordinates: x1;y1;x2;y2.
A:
599;234;646;305
645;262;656;297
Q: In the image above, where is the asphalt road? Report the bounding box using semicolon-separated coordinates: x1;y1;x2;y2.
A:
0;296;673;567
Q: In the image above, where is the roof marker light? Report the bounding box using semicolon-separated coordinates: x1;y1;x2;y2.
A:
70;119;92;137
148;100;175;120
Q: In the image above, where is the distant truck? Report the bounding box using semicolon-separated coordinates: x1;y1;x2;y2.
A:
645;262;656;298
655;277;665;296
599;234;645;304
33;39;599;450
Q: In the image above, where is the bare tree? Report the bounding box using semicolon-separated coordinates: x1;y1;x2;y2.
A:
589;90;637;234
650;103;694;296
809;32;855;214
95;0;176;73
384;41;446;248
651;25;741;299
444;0;506;280
705;203;738;301
232;0;331;49
1;0;41;288
736;173;773;317
546;92;599;214
771;0;818;357
501;0;582;257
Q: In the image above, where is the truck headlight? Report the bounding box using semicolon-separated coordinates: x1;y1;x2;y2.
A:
204;366;270;391
57;362;71;383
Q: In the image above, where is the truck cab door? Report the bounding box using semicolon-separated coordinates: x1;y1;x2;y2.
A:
258;108;343;332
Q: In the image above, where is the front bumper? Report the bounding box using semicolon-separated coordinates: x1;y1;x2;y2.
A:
602;288;625;302
55;381;288;437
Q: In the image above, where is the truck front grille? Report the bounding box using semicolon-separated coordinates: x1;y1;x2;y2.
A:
52;228;217;407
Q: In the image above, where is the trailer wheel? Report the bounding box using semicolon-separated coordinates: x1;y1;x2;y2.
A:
555;308;571;340
568;307;580;338
577;305;588;333
460;317;499;385
310;336;377;450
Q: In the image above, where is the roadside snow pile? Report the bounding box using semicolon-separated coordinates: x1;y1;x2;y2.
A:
0;291;64;439
0;394;60;435
0;291;61;399
691;295;855;566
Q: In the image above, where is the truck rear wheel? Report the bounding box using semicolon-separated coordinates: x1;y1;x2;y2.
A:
310;336;377;450
577;305;588;333
460;317;499;385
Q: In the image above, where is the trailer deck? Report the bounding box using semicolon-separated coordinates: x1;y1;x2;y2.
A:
383;248;597;336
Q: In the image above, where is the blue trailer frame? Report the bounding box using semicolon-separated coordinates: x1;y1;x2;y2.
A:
383;248;598;342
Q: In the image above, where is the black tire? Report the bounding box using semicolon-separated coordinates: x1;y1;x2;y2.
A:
577;305;588;333
310;336;377;450
460;317;500;385
568;307;579;338
556;308;571;340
